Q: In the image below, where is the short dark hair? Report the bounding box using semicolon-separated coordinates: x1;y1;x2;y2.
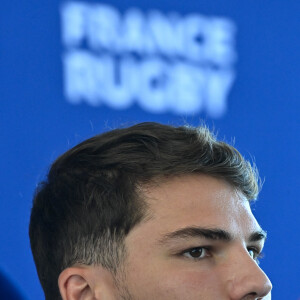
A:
29;122;260;300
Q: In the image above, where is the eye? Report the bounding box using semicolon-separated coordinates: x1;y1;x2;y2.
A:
182;247;211;260
248;247;264;263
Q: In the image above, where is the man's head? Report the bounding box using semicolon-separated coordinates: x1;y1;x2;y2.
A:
29;122;272;299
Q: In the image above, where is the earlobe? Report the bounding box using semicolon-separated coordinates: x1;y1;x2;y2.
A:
58;267;94;300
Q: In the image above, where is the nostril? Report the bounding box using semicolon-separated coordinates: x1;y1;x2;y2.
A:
240;292;257;300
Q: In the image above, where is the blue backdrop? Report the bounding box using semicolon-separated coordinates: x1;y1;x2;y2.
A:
0;1;299;299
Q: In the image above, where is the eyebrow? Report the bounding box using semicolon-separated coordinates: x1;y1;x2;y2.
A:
158;226;267;244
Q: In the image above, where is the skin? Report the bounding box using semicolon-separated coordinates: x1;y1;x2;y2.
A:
116;174;272;299
59;174;272;299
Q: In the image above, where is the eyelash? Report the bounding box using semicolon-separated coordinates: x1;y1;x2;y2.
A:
180;246;264;263
247;247;264;264
181;246;212;260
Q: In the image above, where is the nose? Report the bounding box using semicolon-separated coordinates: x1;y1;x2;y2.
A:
225;248;272;299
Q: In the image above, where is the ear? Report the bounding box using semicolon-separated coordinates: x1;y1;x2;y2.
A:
58;265;118;300
58;267;93;300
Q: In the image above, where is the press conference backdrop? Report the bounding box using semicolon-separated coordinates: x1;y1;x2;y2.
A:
1;1;299;299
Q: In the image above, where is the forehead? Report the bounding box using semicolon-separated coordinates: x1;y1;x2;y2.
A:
141;174;259;236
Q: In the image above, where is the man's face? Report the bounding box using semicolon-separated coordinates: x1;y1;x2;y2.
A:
115;174;272;300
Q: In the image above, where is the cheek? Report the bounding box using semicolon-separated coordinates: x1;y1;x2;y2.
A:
124;260;224;299
153;269;223;299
